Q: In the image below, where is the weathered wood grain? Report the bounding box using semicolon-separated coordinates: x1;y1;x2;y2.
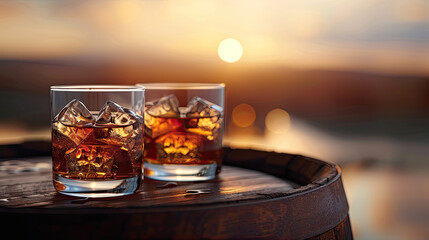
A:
0;147;352;240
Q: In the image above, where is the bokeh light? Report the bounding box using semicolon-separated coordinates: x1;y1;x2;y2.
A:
217;38;243;63
265;108;290;134
231;103;256;128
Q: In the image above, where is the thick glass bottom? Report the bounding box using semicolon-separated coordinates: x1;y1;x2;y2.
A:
144;162;217;181
53;174;141;198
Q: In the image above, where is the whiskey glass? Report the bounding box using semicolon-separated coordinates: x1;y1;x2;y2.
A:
51;85;144;198
137;83;225;181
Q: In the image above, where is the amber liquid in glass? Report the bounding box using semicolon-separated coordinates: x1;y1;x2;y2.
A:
144;114;223;174
52;121;143;181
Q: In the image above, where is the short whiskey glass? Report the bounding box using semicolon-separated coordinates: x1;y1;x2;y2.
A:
137;83;225;181
50;85;144;198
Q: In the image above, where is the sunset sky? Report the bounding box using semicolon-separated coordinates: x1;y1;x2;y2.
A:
1;0;428;75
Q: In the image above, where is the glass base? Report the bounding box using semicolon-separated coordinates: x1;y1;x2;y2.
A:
144;162;217;181
53;174;141;198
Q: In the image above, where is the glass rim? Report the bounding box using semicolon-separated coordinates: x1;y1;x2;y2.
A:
136;83;225;90
50;85;145;92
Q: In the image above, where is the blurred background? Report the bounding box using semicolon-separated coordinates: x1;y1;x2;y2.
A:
0;0;428;239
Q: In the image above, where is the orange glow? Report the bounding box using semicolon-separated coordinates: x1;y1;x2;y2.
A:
265;108;290;134
232;104;256;128
0;1;427;75
220;187;245;194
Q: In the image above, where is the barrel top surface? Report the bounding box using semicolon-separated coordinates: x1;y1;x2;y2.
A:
0;157;301;211
0;148;351;239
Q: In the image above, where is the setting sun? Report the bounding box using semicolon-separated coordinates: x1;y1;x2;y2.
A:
217;38;243;63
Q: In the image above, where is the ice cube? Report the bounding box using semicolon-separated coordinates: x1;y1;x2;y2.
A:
95;101;138;126
144;113;182;139
52;99;95;148
185;97;222;140
94;101;142;149
144;95;182;138
94;124;139;151
146;94;180;117
54;99;95;126
94;103;141;149
52;122;93;148
155;132;203;164
186;117;222;140
186;97;223;118
64;145;117;179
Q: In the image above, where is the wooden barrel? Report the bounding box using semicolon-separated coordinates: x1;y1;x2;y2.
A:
0;147;352;240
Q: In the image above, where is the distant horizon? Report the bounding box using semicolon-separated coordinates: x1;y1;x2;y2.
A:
1;56;428;78
1;58;428;133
